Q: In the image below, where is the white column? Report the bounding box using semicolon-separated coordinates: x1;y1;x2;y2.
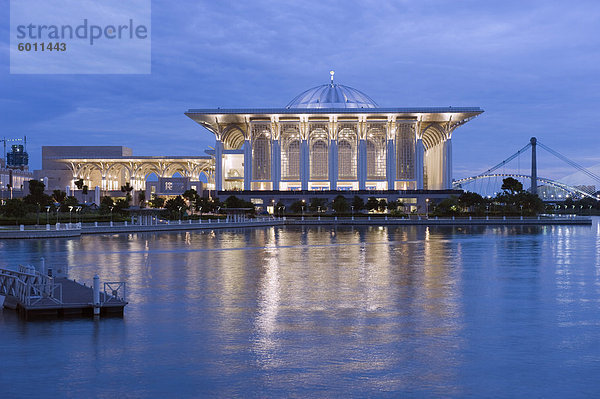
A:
244;139;252;190
358;139;367;190
415;138;424;189
215;140;223;191
329;139;338;190
387;138;395;190
301;139;309;190
271;139;280;190
443;138;453;189
94;186;100;205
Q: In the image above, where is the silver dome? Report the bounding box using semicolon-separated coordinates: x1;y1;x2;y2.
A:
286;82;378;109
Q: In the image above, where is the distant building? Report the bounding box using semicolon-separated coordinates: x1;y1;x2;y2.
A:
33;146;212;205
0;167;33;199
6;144;29;170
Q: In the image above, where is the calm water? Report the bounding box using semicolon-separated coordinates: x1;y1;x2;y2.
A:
1;220;600;398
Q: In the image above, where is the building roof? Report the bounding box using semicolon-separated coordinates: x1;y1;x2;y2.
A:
186;106;483;115
286;83;378;109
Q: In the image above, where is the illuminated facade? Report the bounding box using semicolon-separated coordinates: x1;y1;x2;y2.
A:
186;73;483;193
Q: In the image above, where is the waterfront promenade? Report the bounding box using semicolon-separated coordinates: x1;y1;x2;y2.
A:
0;215;591;239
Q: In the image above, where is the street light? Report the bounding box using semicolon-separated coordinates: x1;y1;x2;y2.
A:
425;198;429;218
110;206;114;223
45;206;50;224
68;206;73;224
351;205;354;220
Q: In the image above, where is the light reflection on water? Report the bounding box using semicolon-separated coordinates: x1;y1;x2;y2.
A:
0;220;599;397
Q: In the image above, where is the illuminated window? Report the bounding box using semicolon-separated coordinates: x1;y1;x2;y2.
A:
337;125;357;180
309;125;328;180
396;123;415;179
366;124;386;179
281;124;301;180
252;125;271;180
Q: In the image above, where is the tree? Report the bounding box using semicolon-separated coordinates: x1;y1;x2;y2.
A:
387;200;400;212
197;197;217;214
100;196;115;214
52;189;67;204
309;198;327;213
275;201;285;216
150;196;165;208
378;199;388;212
332;195;349;213
1;199;28;223
121;182;134;204
182;189;199;210
501;177;523;195
433;196;460;216
59;196;79;212
24;180;53;224
352;196;364;212
366;197;379;212
289;200;305;214
165;196;187;219
458;191;485;213
138;191;146;207
74;178;84;190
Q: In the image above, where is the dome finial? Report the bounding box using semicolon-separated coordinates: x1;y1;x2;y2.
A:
330;70;335;84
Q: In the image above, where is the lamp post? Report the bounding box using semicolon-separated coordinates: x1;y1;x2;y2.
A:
110;206;114;224
178;206;182;223
301;199;305;220
425;198;429;219
68;206;73;224
351;205;354;220
45;206;50;224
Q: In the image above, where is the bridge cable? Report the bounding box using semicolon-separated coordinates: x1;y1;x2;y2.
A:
478;143;532;176
537;142;600;185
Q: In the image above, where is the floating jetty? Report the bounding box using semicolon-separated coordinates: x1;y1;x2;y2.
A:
0;265;127;320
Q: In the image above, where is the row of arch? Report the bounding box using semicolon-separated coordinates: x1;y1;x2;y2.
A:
62;159;214;190
221;121;451;152
248;122;414;181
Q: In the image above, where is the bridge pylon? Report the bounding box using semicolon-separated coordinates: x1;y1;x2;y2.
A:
530;137;537;195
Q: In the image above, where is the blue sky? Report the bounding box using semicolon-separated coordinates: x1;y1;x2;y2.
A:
1;0;600;183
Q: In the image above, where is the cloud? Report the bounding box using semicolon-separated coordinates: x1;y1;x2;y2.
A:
2;0;600;183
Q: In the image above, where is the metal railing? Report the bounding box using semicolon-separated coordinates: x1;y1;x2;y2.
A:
0;266;63;306
25;283;63;306
103;282;126;304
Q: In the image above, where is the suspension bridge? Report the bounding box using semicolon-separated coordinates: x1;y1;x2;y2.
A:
453;137;600;201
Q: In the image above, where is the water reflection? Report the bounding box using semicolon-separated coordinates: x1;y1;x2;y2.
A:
1;221;599;397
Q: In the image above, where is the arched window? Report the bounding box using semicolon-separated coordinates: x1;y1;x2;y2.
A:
337;125;357;180
310;139;328;179
338;140;355;179
367;137;386;179
283;140;300;180
252;133;271;180
281;124;301;181
396;123;415;179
